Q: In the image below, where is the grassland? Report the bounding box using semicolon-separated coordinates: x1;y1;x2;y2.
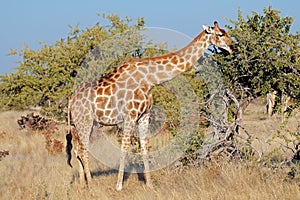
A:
0;100;300;200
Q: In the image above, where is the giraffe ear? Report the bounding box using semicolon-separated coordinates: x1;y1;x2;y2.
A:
202;25;213;34
214;21;220;30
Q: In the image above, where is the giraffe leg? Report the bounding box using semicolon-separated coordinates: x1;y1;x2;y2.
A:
76;142;93;187
74;140;85;185
116;123;133;191
138;113;153;189
75;125;93;187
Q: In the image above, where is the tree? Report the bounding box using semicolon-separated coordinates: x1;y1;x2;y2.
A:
0;14;148;119
179;7;300;164
214;6;300;114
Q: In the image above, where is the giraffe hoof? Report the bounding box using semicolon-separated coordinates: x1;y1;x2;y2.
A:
116;184;123;191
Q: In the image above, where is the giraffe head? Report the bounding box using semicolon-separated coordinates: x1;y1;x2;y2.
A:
202;21;233;54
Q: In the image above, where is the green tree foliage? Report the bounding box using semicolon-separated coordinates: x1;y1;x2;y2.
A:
181;7;300;164
0;14;148;119
214;7;300;112
0;13;191;125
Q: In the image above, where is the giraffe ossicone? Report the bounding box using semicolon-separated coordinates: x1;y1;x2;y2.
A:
66;21;233;190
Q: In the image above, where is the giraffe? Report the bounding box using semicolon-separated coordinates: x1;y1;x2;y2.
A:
66;21;233;190
266;91;277;118
265;91;293;122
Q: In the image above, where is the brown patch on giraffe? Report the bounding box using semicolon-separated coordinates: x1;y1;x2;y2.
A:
105;110;111;116
162;60;168;65
177;64;185;71
81;98;87;106
85;82;92;88
111;108;118;117
117;81;126;89
140;86;149;93
200;42;205;48
155;60;162;65
165;64;174;72
141;81;152;91
156;72;169;80
76;93;83;99
179;58;185;63
130;110;137;118
90;90;96;100
74;101;80;108
127;101;133;110
190;55;197;63
96;110;104;118
133;89;141;98
117;100;124;111
110;67;117;74
114;73;121;79
148;66;157;74
82;89;91;98
103;73;113;81
96;96;108;104
103;87;111;96
158;65;164;71
102;81;111;87
127;77;136;87
126;64;136;72
146;74;157;84
138;67;148;74
133;101;140;110
126;91;133;100
171;56;179;64
192;47;198;54
185;63;191;69
116;89;126;99
110;83;117;92
97;87;104;95
132;71;144;81
187;47;193;54
116;64;128;74
111;83;116;92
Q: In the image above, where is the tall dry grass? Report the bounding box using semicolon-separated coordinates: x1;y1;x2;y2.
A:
0;110;299;200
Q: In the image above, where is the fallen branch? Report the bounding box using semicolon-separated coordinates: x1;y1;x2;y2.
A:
198;89;261;162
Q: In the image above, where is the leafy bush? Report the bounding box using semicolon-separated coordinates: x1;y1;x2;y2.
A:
0;14;146;119
213;6;300;112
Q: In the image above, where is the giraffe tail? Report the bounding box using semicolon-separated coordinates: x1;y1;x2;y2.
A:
66;98;73;168
66;131;73;168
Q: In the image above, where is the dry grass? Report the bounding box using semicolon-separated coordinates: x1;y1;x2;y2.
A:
0;106;300;200
241;98;300;157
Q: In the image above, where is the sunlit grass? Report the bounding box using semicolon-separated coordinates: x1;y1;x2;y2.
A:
0;108;300;200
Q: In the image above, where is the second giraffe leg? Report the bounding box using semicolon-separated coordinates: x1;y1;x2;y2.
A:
138;113;153;189
76;141;92;186
116;124;132;191
75;125;93;187
74;142;85;185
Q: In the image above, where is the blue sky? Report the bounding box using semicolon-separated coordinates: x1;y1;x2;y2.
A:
0;0;299;75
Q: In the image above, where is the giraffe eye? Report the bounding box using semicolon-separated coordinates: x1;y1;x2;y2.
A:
217;33;224;37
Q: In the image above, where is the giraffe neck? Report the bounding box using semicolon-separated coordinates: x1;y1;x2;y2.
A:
174;31;209;71
137;30;210;86
104;31;210;91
